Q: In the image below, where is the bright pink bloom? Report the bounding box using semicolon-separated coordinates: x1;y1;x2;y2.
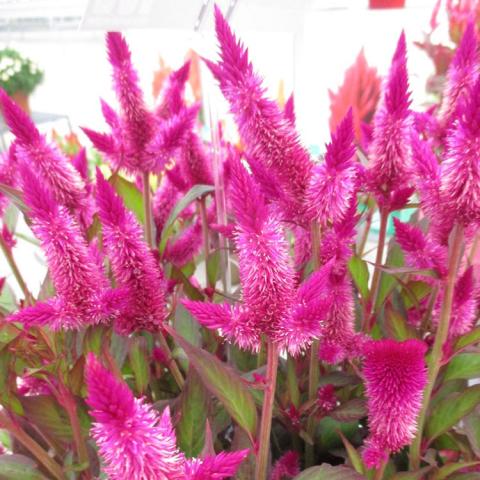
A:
0;89;89;213
367;33;412;200
0;142;19;216
184;451;249;479
362;339;427;468
85;354;185;480
284;93;296;125
179;133;214;188
156;60;191;119
441;76;480;225
438;21;478;127
95;170;168;334
317;384;337;414
206;6;312;223
153;177;181;240
306;110;358;227
270;451;300;480
163;220;203;267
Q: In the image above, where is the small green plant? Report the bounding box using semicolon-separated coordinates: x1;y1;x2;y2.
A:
0;48;43;96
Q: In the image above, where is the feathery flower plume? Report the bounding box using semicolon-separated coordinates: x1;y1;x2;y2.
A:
153;177;181;239
95;170;168;333
284;93;296;125
367;32;412;200
438;21;478;127
441;76;480;225
0;142;19;216
305;109;358;227
206;5;312;223
163;220;203;267
179;132;214;188
362;339;427;468
184;450;249;479
270;451;300;480
85;354;185;480
156;60;191;119
0;89;88;212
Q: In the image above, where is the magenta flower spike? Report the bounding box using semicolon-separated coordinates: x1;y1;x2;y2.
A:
156;60;191;119
163;220;203;267
439;21;478;127
95;169;169;334
367;32;412;200
179;132;214;188
0;141;19;216
206;5;312;223
184;450;249;479
0;90;89;213
305;109;358;227
85;354;186;480
270;451;300;480
153;177;181;237
284;93;296;125
362;339;427;468
440;77;480;226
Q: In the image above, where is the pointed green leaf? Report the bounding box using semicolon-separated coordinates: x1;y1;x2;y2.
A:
464;410;480;457
330;399;367;423
425;385;480;442
293;464;365;479
392;467;433;479
128;337;150;395
167;326;258;443
434;461;480;480
384;306;417;341
0;454;47;480
109;174;145;224
443;353;480;382
338;430;365;474
455;326;480;351
348;256;369;300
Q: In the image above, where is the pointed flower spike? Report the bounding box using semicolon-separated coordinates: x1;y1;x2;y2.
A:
368;32;412;197
305;109;358;227
95;169;168;334
284;93;296;125
271;451;300;480
362;339;427;469
185;450;249;479
85;354;185;480
178;131;214;187
156;60;191;118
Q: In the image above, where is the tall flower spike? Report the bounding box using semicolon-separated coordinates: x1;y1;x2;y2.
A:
367;32;412;199
362;339;427;468
284;93;296;125
206;5;312;223
441;76;480;226
85;354;185;480
179;132;214;188
271;451;300;480
439;21;478;127
0;89;88;212
305;109;358;227
95;169;168;334
156;60;191;118
184;451;249;479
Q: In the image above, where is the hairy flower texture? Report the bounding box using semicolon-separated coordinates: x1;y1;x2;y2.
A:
362;339;427;468
305;110;358;227
367;33;412;201
0;142;18;216
284;93;296;125
85;354;185;480
153;176;181;240
184;451;249;480
10;166;121;329
0;90;89;213
156;60;191;119
96;170;168;334
441;77;480;226
206;6;312;223
393;218;447;277
317;384;337;414
163;220;203;267
438;21;478;128
270;451;300;480
179;132;214;188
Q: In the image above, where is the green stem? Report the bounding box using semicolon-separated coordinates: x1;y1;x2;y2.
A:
366;208;388;332
0;410;65;480
374;460;387;480
157;333;185;389
142;172;154;248
358;203;373;257
0;234;34;304
255;341;278;480
199;196;211;288
410;224;464;470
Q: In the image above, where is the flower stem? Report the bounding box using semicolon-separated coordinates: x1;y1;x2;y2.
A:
0;234;34;304
0;410;65;480
157;332;185;389
199;196;211;288
142;172;154;248
374;460;387;480
366;207;388;332
358;202;373;257
255;341;278;480
409;224;464;470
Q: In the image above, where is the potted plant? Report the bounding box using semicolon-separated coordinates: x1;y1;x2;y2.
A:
0;48;43;114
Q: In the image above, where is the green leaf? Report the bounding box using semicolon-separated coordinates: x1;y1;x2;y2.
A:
384;306;416;341
128;337;150;395
425;385;480;443
375;243;404;310
391;467;433;479
401;280;431;309
330;399;367;423
455;326;480;351
292;464;365;479
4;204;18;232
464;410;480;457
318;372;360;387
160;185;214;252
167;326;258;443
207;250;221;288
170;266;204;301
338;430;364;474
0;282;17;314
443;353;480;382
108;174;145;224
176;370;207;457
433;461;480;480
174;304;201;348
0;454;47;480
82;325;106;355
348;256;369;300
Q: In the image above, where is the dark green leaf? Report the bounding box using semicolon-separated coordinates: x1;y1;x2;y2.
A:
455;326;480;351
293;464;365;479
128;337;150;395
317;372;360;388
401;280;431;309
443;354;480;382
434;461;480;480
207;250;221;288
330;399;367;422
463;410;480;457
338;430;364;474
168;327;258;443
0;454;47;480
348;256;369;300
109;174;145;224
391;467;433;479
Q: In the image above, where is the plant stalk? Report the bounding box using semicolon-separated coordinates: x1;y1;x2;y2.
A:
374;460;387;480
142;172;154;248
157;332;185;389
199;196;211;288
0;410;65;480
366;207;388;331
358;203;373;257
0;234;34;304
255;341;279;480
409;224;464;470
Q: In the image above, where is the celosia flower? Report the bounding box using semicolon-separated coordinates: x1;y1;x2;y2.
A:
440;76;480;225
163;220;203;267
0;141;19;216
153;176;181;239
206;6;312;223
284;93;296;125
367;32;412;201
0;89;89;213
86;354;248;479
317;384;337;414
438;21;478;128
9;166;124;330
179;132;214;187
362;339;427;468
95;169;168;334
156;60;191;119
270;451;300;480
305;109;359;227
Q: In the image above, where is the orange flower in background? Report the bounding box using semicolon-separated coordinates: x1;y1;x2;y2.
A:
152;57;173;100
328;49;381;141
447;0;480;43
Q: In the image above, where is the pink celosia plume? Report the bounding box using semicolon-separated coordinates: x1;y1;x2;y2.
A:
156;60;191;119
284;93;296;125
270;451;300;480
362;339;427;468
